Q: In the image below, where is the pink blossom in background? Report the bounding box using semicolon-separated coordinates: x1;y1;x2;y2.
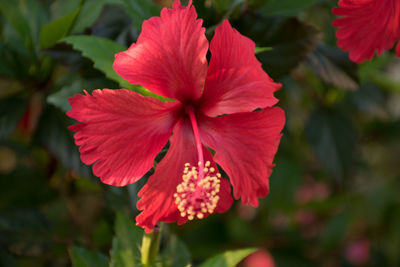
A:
295;178;330;205
332;0;400;63
67;0;285;233
244;249;276;267
345;239;371;266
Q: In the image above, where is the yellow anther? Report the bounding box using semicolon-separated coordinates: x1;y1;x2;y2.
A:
174;162;222;222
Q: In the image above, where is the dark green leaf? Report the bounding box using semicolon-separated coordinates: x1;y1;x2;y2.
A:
47;77;115;112
267;158;302;210
109;212;143;267
74;0;127;33
47;81;85;112
62;35;156;97
0;0;43;59
161;234;191;267
71;0;108;33
0;41;30;78
306;109;356;179
261;0;319;17
319;211;350;250
36;107;92;177
0;248;17;267
0;0;32;44
49;0;122;33
349;82;386;116
198;248;256;267
90;4;137;47
69;246;109;267
0;97;28;140
0;208;52;256
211;0;233;13
121;0;161;30
40;8;81;48
0;167;55;210
23;0;49;47
306;44;359;90
234;15;321;79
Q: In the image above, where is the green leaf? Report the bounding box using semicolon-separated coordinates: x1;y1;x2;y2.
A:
47;78;115;112
0;97;28;140
0;248;17;267
0;208;52;257
267;158;302;210
36;107;92;177
72;0;123;33
47;81;84;112
0;0;42;59
306;44;359;90
306;109;356;179
62;35;156;97
0;42;28;78
234;15;321;79
261;0;320;17
121;0;161;30
0;167;55;210
0;0;32;44
49;0;122;33
211;0;233;13
254;46;272;54
69;246;109;267
160;234;191;267
319;211;350;250
109;212;143;267
40;8;81;49
199;248;256;267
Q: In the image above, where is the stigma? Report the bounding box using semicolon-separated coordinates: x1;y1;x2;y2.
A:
174;161;221;220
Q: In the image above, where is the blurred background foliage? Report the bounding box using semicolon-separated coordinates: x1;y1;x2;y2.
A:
1;0;400;266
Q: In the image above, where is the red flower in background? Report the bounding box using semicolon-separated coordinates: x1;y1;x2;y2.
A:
67;0;285;232
244;249;275;267
332;0;400;63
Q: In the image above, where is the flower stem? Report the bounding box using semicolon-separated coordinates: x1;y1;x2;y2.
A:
141;223;162;267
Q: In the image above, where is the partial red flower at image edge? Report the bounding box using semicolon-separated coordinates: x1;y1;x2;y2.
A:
332;0;400;63
66;0;285;233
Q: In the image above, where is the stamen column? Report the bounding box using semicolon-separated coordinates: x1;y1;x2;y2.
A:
173;106;221;221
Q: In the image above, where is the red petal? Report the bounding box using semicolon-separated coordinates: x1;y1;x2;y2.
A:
198;20;280;117
113;0;208;102
66;89;180;186
199;108;285;206
332;0;400;63
136;119;233;233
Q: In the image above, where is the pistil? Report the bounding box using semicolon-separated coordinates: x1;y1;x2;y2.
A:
185;105;205;176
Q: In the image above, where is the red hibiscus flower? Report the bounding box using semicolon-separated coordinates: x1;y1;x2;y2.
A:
332;0;400;63
67;0;285;233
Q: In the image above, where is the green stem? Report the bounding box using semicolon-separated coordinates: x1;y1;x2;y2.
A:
141;223;163;267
